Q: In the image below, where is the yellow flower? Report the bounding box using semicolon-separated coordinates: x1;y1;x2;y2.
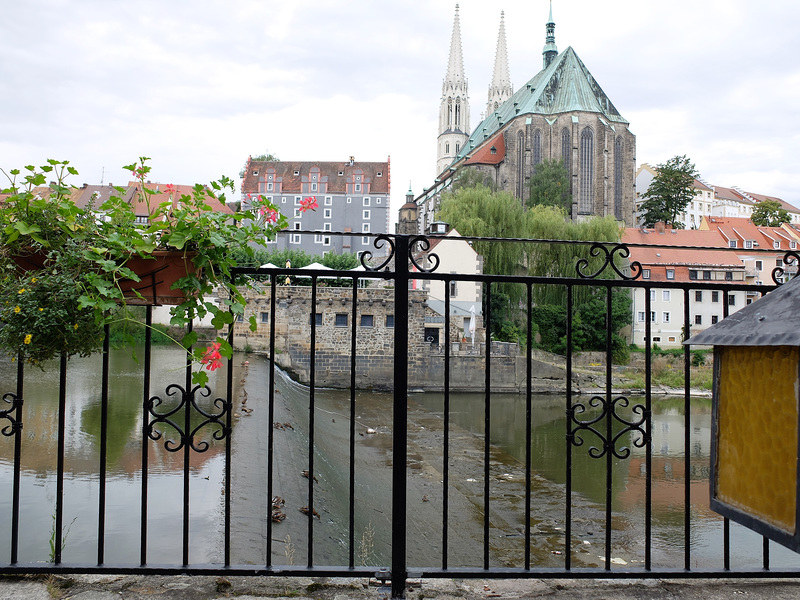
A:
18;288;25;294
31;278;37;283
13;306;21;313
38;308;44;311
24;334;32;345
74;324;79;330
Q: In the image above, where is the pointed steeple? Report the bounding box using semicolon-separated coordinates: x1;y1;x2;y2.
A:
437;4;471;176
542;0;558;69
486;11;513;116
444;4;466;88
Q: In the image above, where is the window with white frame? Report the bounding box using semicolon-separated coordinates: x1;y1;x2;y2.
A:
293;170;299;176
662;290;671;301
774;240;781;249
363;210;370;220
324;196;332;205
637;311;646;322
729;240;737;248
311;182;317;192
662;312;670;323
314;234;323;243
323;236;331;246
294;196;301;205
281;197;287;203
294;208;301;218
355;183;361;192
363;197;370;206
642;269;650;279
324;208;332;219
650;311;656;322
376;197;382;204
362;236;370;245
745;240;753;249
293;222;301;230
323;223;331;231
791;241;797;250
290;234;301;244
267;182;273;191
362;223;370;233
649;289;656;301
347;197;352;203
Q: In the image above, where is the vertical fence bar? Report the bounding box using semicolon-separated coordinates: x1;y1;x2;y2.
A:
442;280;451;569
348;277;358;568
483;282;492;570
683;288;692;571
225;316;234;566
564;284;573;569
524;283;533;570
10;357;24;565
722;286;730;571
645;281;653;570
391;235;410;599
307;278;318;566
182;321;193;566
97;325;110;565
604;284;613;571
266;277;277;568
54;353;68;564
140;306;153;565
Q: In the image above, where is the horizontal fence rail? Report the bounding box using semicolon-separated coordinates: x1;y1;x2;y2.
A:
1;233;799;598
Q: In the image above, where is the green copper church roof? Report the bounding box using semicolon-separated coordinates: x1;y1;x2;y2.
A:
452;46;628;167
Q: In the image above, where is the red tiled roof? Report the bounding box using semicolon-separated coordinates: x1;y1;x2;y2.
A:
241;159;390;195
464;131;506;166
631;246;743;268
622;228;728;248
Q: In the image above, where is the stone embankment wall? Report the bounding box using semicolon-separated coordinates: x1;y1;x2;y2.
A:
233;287;615;393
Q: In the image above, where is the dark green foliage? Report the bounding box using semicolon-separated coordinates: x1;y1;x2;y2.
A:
527;159;570;211
751;199;790;227
639;155;698;229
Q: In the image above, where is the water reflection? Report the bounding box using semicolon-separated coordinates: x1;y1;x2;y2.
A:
1;350;798;571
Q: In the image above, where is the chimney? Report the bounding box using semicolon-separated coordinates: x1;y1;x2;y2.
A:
655;222;666;234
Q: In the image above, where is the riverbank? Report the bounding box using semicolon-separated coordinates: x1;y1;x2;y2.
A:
4;573;800;600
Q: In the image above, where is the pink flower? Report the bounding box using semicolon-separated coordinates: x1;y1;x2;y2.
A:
300;196;318;212
164;184;175;196
200;342;223;371
263;208;279;224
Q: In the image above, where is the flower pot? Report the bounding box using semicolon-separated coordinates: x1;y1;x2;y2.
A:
120;251;197;306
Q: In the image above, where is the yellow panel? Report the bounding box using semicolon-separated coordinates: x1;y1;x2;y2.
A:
716;346;799;533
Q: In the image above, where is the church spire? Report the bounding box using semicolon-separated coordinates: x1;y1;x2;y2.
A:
437;4;471;176
486;11;513;117
542;0;558;69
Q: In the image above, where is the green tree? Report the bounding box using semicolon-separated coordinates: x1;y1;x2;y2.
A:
639;155;698;229
527;159;570;211
239;151;280;178
751;199;791;227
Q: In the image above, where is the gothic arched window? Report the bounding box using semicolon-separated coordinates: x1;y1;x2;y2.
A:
532;129;542;167
579;127;594;214
455;98;461;129
561;127;572;192
614;137;623;220
517;130;525;200
448;99;453;129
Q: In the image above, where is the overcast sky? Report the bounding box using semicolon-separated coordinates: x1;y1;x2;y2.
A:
2;0;799;221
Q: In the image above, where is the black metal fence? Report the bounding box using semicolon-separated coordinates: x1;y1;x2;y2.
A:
1;233;799;598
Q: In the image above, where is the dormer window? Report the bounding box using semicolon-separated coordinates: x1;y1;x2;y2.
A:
377;171;382;177
745;240;753;249
729;240;737;248
252;170;259;176
774;240;781;249
338;171;344;176
293;170;300;176
490;146;497;155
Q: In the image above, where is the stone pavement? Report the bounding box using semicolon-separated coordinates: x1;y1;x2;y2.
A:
1;575;800;600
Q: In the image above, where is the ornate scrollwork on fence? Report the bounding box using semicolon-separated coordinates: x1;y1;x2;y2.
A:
772;251;800;285
576;243;642;280
361;234;395;272
0;392;22;437
409;235;440;273
568;395;649;459
146;384;230;453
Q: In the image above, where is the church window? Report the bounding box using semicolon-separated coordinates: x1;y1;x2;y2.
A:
579;127;594;214
455;143;460;153
532;129;542;166
455;98;461;129
561;127;572;194
445;142;450;154
517;131;525;199
614;137;623;220
448;99;453;128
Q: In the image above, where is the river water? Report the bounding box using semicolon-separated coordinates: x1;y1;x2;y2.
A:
0;349;797;571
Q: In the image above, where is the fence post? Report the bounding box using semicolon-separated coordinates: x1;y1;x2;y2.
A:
391;234;410;598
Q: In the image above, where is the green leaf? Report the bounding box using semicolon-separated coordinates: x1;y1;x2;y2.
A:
180;330;199;349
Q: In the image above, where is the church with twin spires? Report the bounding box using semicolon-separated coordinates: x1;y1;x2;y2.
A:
412;3;637;234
